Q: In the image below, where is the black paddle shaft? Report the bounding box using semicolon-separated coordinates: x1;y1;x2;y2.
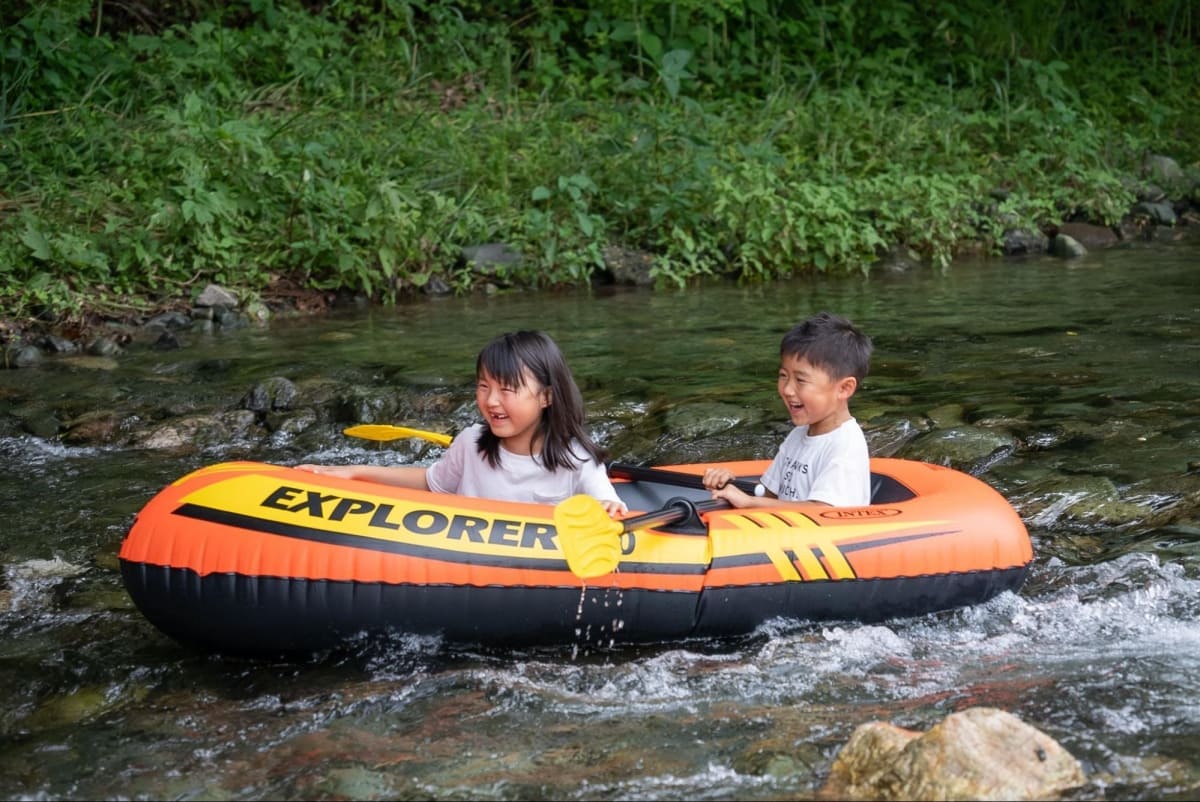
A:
619;497;729;533
608;462;761;496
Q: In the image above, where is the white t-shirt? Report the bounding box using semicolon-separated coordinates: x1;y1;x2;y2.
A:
425;424;624;508
760;418;871;507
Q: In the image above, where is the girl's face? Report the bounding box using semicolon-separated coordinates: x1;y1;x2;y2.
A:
475;366;550;455
777;353;856;436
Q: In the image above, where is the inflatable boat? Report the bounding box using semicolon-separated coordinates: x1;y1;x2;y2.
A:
119;458;1033;654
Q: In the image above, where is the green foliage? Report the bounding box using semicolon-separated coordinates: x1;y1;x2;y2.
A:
1;0;1198;322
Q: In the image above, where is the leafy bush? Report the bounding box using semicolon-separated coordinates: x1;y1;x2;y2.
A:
1;0;1197;322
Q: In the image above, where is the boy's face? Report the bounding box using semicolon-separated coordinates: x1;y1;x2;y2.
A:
777;354;857;436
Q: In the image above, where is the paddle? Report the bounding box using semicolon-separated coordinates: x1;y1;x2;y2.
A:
555;493;730;579
342;424;453;447
608;462;764;496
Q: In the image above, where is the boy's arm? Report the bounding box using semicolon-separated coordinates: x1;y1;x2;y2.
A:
711;483;832;509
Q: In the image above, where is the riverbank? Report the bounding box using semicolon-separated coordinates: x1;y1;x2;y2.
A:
4;3;1199;339
4;173;1198;370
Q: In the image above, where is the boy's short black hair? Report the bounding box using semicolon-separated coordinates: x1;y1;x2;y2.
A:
780;312;872;382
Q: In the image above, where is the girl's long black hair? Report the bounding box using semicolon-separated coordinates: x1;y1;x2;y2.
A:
475;330;607;471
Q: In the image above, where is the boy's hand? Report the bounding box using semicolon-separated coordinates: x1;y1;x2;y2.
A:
710;483;754;508
702;467;737;490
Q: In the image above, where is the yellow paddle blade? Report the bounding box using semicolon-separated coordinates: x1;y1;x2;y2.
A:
342;424;453;447
554;494;624;579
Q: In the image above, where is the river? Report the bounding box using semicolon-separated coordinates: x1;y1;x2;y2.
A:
1;240;1199;800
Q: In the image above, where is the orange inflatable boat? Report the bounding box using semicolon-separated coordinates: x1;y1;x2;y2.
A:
118;458;1033;654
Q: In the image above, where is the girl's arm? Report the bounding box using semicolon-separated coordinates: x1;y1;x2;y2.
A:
295;464;430;490
577;458;628;517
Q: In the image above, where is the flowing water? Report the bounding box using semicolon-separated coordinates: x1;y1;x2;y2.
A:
1;241;1199;800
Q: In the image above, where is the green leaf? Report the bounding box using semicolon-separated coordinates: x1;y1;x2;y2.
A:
20;223;52;260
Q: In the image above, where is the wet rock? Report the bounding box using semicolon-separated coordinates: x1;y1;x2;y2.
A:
145;310;193;330
1056;222;1118;247
898;425;1017;473
213;305;245;328
1016;473;1155;530
40;334;79;354
1051;233;1087;258
864;418;928;457
243;298;271;323
57;355;120;371
603;245;656;286
4;344;43;367
1002;229;1049;255
242;376;299;413
16;408;61;439
61;410;124;445
924;404;966;429
153;330;182;350
1142;487;1200;529
22;686;113;731
335;387;406;426
130;409;260;451
422;274;453;296
4;557;88;611
733;733;823;779
86;336;122;357
1142;153;1184;187
195;283;239;308
662;401;762;440
266;406;319;435
819;707;1085;801
316;766;392;800
1131;201;1177;226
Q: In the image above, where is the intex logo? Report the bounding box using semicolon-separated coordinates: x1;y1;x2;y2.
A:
820;508;902;519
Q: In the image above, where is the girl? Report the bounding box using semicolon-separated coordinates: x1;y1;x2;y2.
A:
297;330;625;515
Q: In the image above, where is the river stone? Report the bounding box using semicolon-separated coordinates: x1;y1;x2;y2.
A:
17;408;60;439
1002;228;1049;255
6;344;42;367
57;354;120;371
1132;201;1176;226
61;410;123;445
924;403;965;429
1142;153;1184;185
145;310;193;330
603;244;656;285
266;406;319;435
316;767;393;799
1056;222;1119;247
195;283;239;308
1051;233;1087;258
40;333;79;353
336;387;406;424
662;401;761;439
820;707;1085;801
131;410;259;451
864;418;929;456
242;376;299;413
898;425;1016;472
86;336;122;357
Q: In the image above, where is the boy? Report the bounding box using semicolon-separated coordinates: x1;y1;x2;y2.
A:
703;311;873;507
